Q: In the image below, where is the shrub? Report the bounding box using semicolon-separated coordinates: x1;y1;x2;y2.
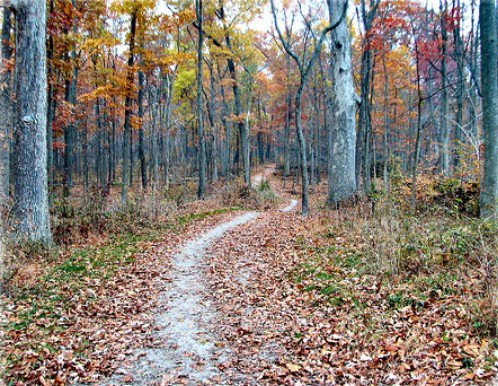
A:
221;178;280;210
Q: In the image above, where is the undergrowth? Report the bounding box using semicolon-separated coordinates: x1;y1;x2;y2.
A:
298;178;497;338
1;182;241;291
221;177;280;210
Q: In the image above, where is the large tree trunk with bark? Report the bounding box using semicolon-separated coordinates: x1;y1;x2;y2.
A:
452;0;464;172
149;84;160;188
479;0;498;218
228;59;249;185
357;44;372;193
382;48;390;193
219;70;231;184
356;0;379;194
11;0;52;242
219;7;250;186
327;0;357;205
207;63;220;182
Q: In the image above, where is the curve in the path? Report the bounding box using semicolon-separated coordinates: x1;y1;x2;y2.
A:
281;199;298;212
252;164;298;214
104;169;297;385
105;211;258;385
251;163;276;187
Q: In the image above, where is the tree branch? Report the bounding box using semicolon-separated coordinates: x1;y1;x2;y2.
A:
271;0;347;81
270;0;303;73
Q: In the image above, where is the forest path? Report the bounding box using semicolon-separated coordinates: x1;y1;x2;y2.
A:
104;167;296;385
281;198;298;212
104;211;259;386
253;163;298;213
251;163;276;186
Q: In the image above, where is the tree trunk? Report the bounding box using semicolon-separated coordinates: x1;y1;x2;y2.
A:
439;0;451;177
219;73;231;184
311;85;320;187
283;55;292;178
163;71;175;189
220;10;250;185
196;0;206;199
0;7;12;202
295;85;310;216
327;0;357;204
150;83;160;188
412;40;424;212
357;47;372;193
382;48;390;194
46;12;55;193
208;64;220;182
364;57;376;194
110;118;116;183
356;0;379;194
62;0;79;196
79;120;87;189
96;104;103;190
121;10;137;203
453;0;464;172
138;70;147;189
129;126;134;186
411;99;423;212
11;0;52;242
479;0;498;218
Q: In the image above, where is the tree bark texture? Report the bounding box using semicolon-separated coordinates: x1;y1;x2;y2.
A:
11;0;52;242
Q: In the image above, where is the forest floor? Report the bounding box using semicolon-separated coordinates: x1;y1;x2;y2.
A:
2;166;498;385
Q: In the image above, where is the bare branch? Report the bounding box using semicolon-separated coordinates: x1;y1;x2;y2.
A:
270;0;303;73
270;0;348;79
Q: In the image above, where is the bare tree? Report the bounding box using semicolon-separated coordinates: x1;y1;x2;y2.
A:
271;0;347;215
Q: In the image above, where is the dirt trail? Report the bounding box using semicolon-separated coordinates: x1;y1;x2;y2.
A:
281;199;298;212
104;212;258;385
251;164;276;186
103;167;296;385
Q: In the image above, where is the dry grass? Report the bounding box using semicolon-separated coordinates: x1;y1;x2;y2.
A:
311;175;498;338
0;181;239;292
